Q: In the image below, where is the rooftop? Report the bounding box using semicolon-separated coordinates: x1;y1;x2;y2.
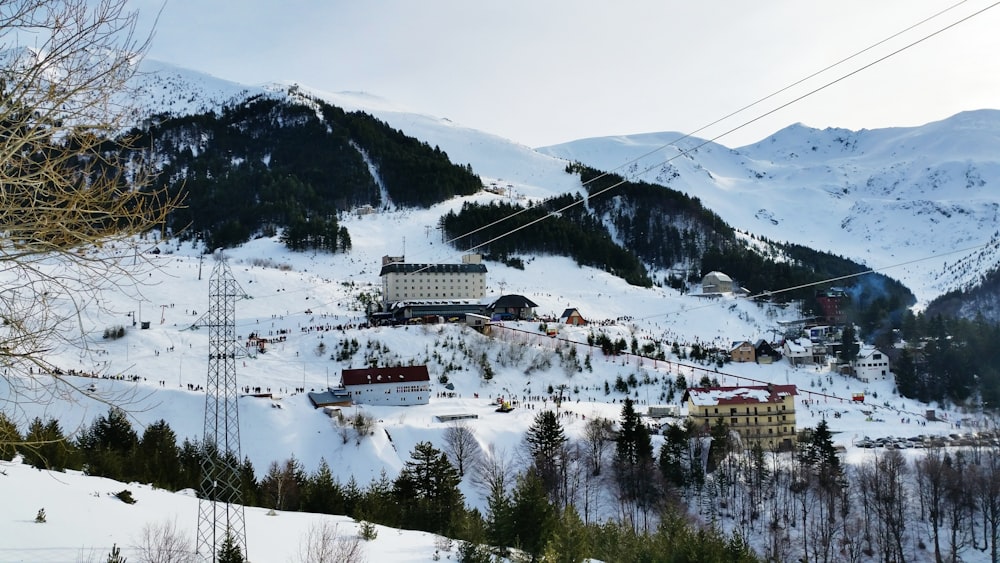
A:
684;384;797;407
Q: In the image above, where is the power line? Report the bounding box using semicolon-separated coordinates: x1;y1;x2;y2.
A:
418;0;999;268
442;0;976;253
636;240;998;323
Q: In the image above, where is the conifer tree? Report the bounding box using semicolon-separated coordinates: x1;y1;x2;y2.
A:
303;458;344;514
393;441;463;535
106;543;126;563
525;410;567;504
136;419;180;489
614;398;657;531
508;468;557;560
216;531;244;563
0;413;20;461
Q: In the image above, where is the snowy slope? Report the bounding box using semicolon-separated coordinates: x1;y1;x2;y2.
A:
2;60;998;560
126;60;1000;306
538;111;1000;306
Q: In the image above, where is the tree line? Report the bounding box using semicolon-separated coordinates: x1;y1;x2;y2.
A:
894;310;1000;409
0;402;760;563
440;197;653;287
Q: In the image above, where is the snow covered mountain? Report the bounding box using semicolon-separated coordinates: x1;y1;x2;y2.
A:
538;112;1000;309
126;61;1000;311
4;59;1000;562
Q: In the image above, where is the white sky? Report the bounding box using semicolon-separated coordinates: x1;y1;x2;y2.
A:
135;0;1000;147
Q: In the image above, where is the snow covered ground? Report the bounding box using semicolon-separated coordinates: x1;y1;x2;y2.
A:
0;199;987;561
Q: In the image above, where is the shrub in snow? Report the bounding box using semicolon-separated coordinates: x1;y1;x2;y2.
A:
115;489;136;504
34;508;46;523
359;520;377;541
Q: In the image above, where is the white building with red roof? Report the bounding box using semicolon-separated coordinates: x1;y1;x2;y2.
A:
341;365;431;406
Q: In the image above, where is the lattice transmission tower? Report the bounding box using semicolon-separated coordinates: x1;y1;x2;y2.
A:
196;259;247;561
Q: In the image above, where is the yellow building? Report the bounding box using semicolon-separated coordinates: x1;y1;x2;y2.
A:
683;384;798;451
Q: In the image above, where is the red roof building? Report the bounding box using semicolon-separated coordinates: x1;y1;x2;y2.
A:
683;384;798;451
341;366;431;406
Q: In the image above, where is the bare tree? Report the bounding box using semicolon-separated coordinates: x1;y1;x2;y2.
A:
971;445;1000;563
915;446;948;562
472;443;514;500
0;0;179;441
860;449;909;563
581;416;613;477
443;422;479;478
296;520;367;563
132;519;195;563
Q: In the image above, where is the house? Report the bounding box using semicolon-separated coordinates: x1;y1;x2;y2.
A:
782;337;814;366
754;339;782;364
701;271;734;294
683;384;798;451
854;346;890;382
341;365;431;406
559;308;587;326
488;294;538;321
465;313;492;334
307;387;352;408
380;254;487;306
729;340;756;363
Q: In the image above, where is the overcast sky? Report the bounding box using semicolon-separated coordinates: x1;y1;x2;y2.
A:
131;0;1000;148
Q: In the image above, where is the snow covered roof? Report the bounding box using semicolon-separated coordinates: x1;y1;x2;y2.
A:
684;384;797;407
703;271;732;282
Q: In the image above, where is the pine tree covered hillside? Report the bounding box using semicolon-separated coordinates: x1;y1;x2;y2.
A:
127;92;481;250
443;161;915;332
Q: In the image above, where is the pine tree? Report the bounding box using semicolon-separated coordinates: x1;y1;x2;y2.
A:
659;422;691;488
106;543;126;563
303;457;341;513
525;410;567;503
216;531;244;563
23;417;72;471
0;412;20;461
840;325;861;364
76;407;139;481
508;468;557;559
136;419;179;489
614;398;657;531
393;441;464;535
799;419;840;476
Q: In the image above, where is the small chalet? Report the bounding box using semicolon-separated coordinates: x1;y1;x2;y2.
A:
782;337;814;366
754;339;782;364
559;308;587;326
684;384;798;451
488;294;538;321
341;365;431;406
729;340;755;363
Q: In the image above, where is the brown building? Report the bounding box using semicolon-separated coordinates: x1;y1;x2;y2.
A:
729;340;756;363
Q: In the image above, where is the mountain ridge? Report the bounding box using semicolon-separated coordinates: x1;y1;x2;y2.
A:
129;59;1000;316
